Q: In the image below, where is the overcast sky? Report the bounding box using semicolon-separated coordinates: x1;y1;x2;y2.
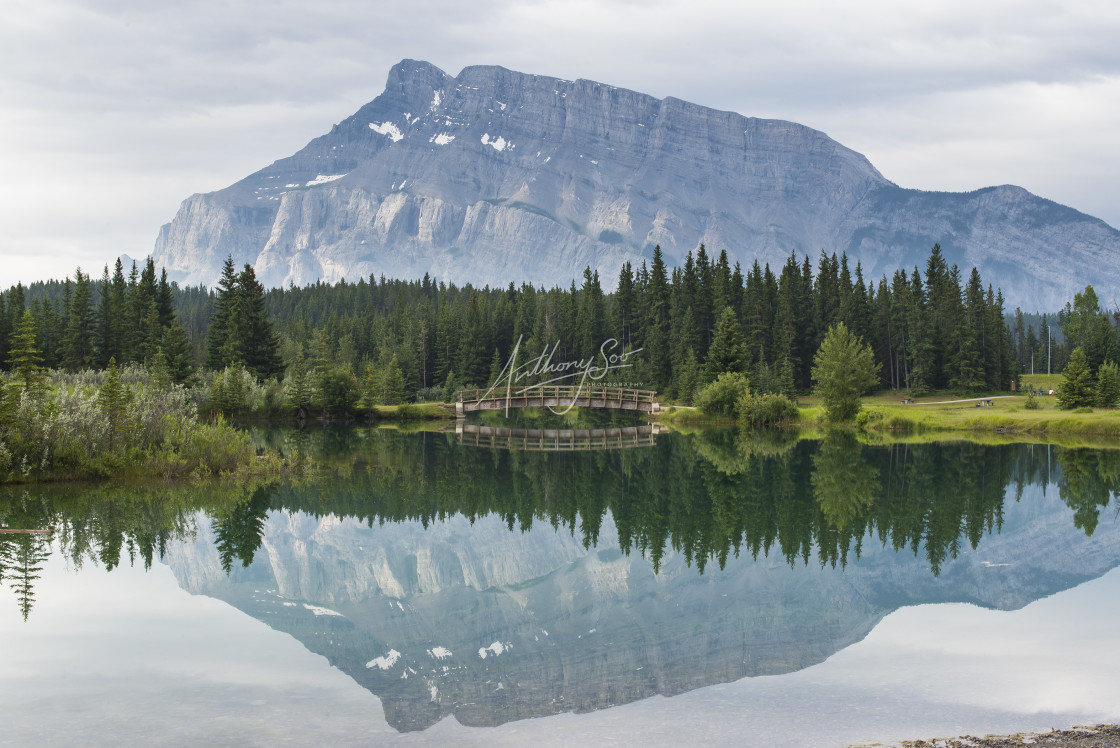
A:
2;0;1119;288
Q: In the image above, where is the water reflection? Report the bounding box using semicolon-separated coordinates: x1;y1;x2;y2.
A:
2;431;1120;732
456;423;663;451
3;433;1119;617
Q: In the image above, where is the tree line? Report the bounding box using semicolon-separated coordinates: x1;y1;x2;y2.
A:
0;257;195;386
7;243;1119;406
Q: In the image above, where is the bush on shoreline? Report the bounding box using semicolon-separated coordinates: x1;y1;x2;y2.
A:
0;365;262;483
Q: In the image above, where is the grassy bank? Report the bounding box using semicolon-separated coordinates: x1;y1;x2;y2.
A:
654;385;1120;445
850;390;1120;438
364;403;457;420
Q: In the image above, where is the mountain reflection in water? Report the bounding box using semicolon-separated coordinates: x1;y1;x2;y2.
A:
2;429;1119;732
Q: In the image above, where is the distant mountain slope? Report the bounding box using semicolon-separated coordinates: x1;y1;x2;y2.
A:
153;59;1120;309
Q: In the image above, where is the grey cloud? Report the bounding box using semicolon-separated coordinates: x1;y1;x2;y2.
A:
2;0;1119;287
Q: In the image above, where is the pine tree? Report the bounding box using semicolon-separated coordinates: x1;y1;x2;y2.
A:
148;349;172;390
1057;347;1095;409
380;355;407;405
125;259;158;363
613;262;635;347
1063;285;1116;371
812;322;881;422
161;322;197;385
98;357;131;451
704;307;748;381
644;246;672;391
577;267;606;355
156;269;176;328
234;264;283;380
285;352;314;414
360;360;381;407
673;348;701;404
7;314;45;394
64;268;97;370
206;256;239;371
1096;360;1120;407
97;259;127;367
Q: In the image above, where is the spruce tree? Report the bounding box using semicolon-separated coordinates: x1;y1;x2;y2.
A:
704;307;748;381
577;268;606;356
234;264;283;380
286;352;314;414
380;355;407;405
161;322;197;385
644;246;672;391
613;262;635;347
156;269;176;328
7;314;45;394
1096;360;1120;408
63;269;97;370
148;349;172;390
812;322;880;422
98;358;130;450
1057;347;1095;409
206;256;239;371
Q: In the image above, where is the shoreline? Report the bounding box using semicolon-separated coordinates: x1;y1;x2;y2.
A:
875;724;1120;747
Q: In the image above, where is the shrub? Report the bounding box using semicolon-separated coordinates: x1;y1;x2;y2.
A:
0;369;266;482
186;418;253;475
1024;390;1041;410
855;408;886;427
317;366;360;412
738;392;799;427
696;372;750;418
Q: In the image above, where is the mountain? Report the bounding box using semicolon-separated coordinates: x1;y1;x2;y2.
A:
153;59;1120;309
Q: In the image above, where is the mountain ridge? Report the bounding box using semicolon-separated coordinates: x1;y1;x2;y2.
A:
153;59;1120;309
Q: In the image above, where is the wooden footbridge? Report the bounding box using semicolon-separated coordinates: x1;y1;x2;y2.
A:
456;423;664;452
456;385;660;415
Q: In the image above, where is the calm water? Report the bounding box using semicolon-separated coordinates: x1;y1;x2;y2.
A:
2;427;1120;746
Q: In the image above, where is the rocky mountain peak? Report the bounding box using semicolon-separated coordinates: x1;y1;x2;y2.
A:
153;59;1120;309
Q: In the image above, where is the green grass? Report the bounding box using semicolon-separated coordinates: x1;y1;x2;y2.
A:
1017;372;1062;395
654;405;737;426
366;403;456;420
851;389;1120;441
653;387;1120;447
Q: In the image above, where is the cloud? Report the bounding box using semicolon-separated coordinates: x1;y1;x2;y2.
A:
2;0;1119;287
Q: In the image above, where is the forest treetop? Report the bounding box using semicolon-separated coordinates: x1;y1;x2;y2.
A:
0;245;1110;405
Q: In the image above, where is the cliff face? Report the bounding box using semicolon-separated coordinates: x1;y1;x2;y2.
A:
153;59;1120;309
163;484;1120;732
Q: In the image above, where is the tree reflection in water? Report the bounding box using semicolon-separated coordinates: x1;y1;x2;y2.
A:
3;428;1119;619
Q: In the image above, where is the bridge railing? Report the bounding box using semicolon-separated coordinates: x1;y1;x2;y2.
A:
458;385;657;404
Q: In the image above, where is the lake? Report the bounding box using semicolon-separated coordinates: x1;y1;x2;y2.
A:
2;426;1119;746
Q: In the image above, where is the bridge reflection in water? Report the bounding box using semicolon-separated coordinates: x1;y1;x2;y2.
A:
456;422;665;451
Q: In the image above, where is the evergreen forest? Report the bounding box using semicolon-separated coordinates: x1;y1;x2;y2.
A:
1;244;1114;408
